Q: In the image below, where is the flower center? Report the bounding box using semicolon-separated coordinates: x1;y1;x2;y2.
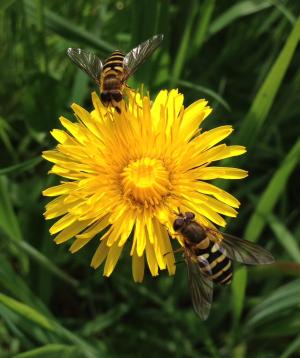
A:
121;157;172;206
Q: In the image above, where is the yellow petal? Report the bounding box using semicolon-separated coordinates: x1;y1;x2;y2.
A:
182;197;227;227
192;125;233;153
196;167;248;180
145;236;158;276
54;219;92;244
71;103;101;139
103;241;123;276
132;252;145;282
90;234;110;268
49;213;76;235
196;181;240;208
76;216;109;239
159;226;176;275
43;183;76;197
133;216;146;257
180;99;212;141
51;129;70;144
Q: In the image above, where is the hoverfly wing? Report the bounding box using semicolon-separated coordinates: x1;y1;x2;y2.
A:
186;256;213;320
213;233;274;265
67;48;103;85
123;34;164;80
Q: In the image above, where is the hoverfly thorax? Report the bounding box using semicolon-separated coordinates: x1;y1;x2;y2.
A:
173;211;205;244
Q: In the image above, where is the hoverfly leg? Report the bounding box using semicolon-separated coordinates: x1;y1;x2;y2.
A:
163;247;184;258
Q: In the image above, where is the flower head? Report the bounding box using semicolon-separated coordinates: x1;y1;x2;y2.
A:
43;89;247;282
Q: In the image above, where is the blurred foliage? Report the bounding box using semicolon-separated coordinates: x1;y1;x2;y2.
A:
0;0;300;357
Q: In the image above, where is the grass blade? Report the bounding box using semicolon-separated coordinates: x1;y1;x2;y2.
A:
280;334;300;358
0;293;54;331
24;0;115;52
0;255;51;314
208;0;271;37
231;137;300;327
270;0;296;24
12;239;79;288
0;293;100;358
0;176;23;241
244;138;300;243
246;279;300;327
176;79;231;111
0;176;78;287
14;344;77;358
192;0;215;52
170;0;198;87
234;16;300;149
268;214;300;262
0;157;42;175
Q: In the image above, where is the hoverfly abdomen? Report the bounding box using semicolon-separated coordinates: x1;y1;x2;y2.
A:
207;249;232;285
194;238;232;285
102;51;125;84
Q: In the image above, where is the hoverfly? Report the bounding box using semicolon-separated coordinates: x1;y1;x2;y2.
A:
173;211;274;320
67;34;163;113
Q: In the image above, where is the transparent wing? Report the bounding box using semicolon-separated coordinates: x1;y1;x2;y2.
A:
123;34;164;80
186;255;213;320
67;48;103;84
210;231;275;265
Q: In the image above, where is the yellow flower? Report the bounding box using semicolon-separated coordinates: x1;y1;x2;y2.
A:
43;89;247;282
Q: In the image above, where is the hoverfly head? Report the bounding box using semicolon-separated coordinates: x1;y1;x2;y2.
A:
173;217;185;232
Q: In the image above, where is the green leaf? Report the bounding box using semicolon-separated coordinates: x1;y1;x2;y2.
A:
192;0;215;52
244;138;300;244
208;0;271;37
0;157;42;176
0;176;23;241
234;15;300;149
0;176;78;287
231;268;247;327
0;116;17;160
268;214;300;262
14;344;77;358
246;279;300;327
9;236;79;288
0;293;54;331
170;0;198;87
0;255;50;314
280;334;300;358
231;137;300;326
80;304;129;336
0;294;101;358
176;79;231;111
0;0;16;12
270;0;296;25
24;0;115;52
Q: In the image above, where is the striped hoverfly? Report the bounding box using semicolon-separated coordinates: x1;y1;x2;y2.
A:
67;34;163;113
173;211;274;320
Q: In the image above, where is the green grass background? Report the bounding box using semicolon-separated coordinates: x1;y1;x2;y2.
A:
1;0;300;357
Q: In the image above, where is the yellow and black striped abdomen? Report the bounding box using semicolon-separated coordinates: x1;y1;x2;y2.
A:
196;242;233;285
103;51;125;77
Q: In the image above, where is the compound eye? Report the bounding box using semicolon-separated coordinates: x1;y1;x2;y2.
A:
185;212;195;220
173;218;184;231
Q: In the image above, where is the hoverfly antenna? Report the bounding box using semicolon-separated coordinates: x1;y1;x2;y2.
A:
176;207;183;216
169;206;182;217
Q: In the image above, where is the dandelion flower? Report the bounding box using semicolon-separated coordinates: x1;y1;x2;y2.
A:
43;89;247;282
